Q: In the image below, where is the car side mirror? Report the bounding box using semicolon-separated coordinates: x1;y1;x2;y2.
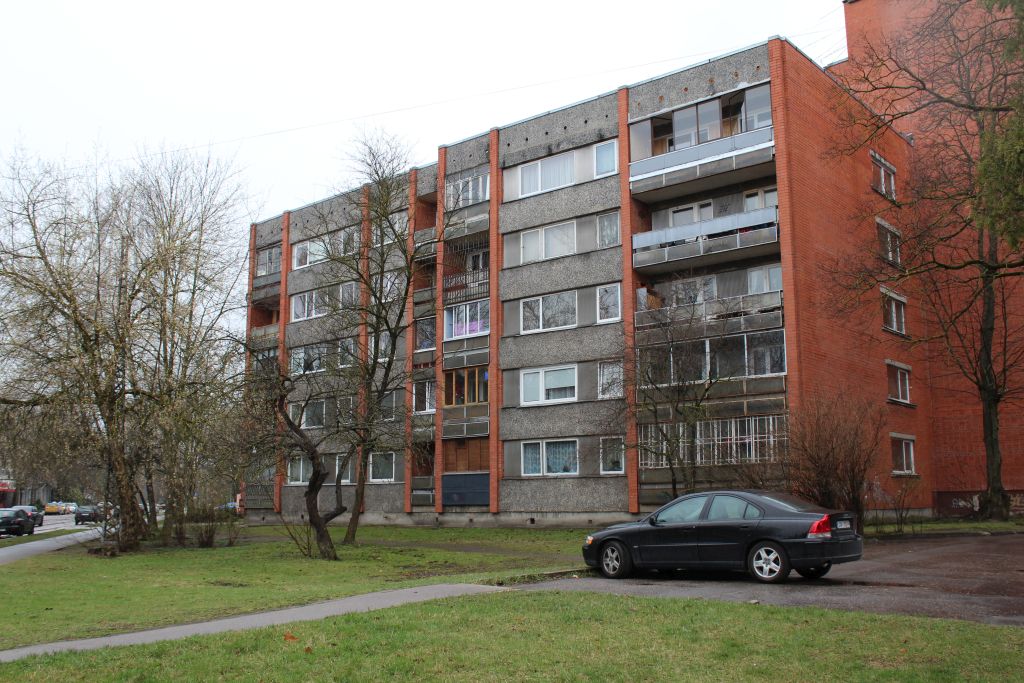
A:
648;516;659;526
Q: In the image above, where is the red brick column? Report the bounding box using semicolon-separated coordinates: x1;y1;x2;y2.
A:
433;148;447;514
487;128;504;514
274;212;292;514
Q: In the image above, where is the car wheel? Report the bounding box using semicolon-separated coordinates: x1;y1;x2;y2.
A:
796;562;832;580
599;540;633;579
28;524;34;535
747;541;791;583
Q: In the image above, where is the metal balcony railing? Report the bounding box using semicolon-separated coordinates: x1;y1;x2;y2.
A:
442;269;489;304
629;126;775;180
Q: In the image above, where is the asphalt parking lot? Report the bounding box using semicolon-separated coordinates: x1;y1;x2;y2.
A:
525;534;1024;626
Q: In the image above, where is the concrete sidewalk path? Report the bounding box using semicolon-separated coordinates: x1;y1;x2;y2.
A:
0;583;504;663
0;528;101;566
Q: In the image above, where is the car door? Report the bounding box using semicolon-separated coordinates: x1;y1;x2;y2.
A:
634;495;709;567
698;495;763;567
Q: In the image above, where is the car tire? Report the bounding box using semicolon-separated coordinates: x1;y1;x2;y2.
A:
747;541;791;583
796;562;832;580
28;524;34;535
599;540;633;579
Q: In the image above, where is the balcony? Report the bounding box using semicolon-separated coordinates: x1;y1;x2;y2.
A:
414;227;437;261
633;207;779;273
249;323;279;347
629;127;775;202
635;290;783;330
442;269;489;304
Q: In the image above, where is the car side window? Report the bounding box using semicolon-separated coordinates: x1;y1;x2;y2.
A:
707;495;749;521
743;504;763;520
657;495;708;524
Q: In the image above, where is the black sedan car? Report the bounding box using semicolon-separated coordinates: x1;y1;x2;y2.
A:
13;505;43;527
74;505;102;525
0;508;35;536
582;490;862;583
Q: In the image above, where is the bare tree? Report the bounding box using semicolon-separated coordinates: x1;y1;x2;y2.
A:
833;0;1024;518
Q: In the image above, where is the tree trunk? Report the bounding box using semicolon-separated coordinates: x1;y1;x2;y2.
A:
304;459;337;560
977;249;1009;520
343;450;367;545
144;463;159;529
110;442;146;551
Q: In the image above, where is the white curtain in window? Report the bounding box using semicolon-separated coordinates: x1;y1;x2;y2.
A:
544;368;575;400
521;231;542;263
522;443;542;475
521;371;540;403
544;223;574;258
544;441;578;474
540;153;573;190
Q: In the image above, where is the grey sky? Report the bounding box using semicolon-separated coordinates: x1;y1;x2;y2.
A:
0;1;848;223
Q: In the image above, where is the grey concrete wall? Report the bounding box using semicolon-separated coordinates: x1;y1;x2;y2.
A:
499;93;618;168
289;193;362;243
501;249;623;301
416;163;438;197
280;480;405;520
501;398;625;441
628;45;771;121
503;211;620;269
502;433;626;478
502;360;601;408
255;216;283;248
500;323;623;370
446;135;490;174
500;477;627;513
500;175;619;234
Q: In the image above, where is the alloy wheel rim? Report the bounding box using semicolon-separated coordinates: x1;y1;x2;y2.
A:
753;547;781;578
603;546;620;574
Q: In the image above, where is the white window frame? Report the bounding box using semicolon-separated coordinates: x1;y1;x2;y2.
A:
743;186;778;212
600;436;625;474
292;238;329;270
520;439;579;477
287;457;311;485
289;399;326;429
413;380;436;414
291;288;332;321
593;140;618;178
256;245;281;277
338;337;357;367
598;361;624;399
369;452;396;483
520;364;578;406
415;317;436;352
596;211;621;249
670;200;714;227
520;290;578;334
520;220;577;264
335;454;353;484
289;343;328;375
446;173;490;210
379;392;397;422
881;288;907;335
443;299;490;341
519;151;575;198
886;360;912;404
877;218;902;265
596;283;621;323
890;434;916;475
871;152;897;200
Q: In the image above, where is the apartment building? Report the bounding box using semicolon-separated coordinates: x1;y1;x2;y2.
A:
244;10;1022;524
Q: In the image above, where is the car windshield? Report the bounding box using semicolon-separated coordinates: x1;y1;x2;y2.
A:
0;510;13;518
80;506;96;511
757;493;825;512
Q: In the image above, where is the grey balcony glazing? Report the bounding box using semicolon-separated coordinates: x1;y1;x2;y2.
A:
629;127;775;180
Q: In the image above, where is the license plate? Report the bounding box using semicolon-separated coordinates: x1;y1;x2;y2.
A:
835;519;851;529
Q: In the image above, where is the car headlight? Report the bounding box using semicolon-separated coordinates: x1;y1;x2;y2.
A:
585;535;594;546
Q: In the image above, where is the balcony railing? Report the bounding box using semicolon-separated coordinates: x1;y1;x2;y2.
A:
633;207;779;270
442;269;489;304
635;290;783;329
629;126;774;180
250;323;278;340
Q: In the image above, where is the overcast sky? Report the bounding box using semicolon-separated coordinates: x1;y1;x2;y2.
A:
0;1;849;224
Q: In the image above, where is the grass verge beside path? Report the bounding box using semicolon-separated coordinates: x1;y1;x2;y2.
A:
0;528;83;549
865;518;1024;537
3;591;1022;681
0;526;585;651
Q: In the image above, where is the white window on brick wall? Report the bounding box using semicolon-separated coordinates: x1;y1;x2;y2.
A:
597;212;620;248
414;380;436;414
521;440;579;476
882;289;907;334
521;365;577;405
521;221;576;264
877;218;902;264
369;452;396;483
597;283;621;322
594;140;618;178
871;152;897;200
891;435;916;474
521;291;577;333
600;436;625;474
887;362;912;403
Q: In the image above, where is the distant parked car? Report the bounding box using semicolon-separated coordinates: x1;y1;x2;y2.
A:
582;490;863;583
0;508;35;536
44;501;62;515
75;505;102;525
13;505;43;527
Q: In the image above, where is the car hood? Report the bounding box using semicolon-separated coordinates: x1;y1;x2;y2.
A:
595;520;647;535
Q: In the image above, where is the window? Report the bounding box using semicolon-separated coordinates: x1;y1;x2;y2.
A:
597;284;621;322
521;221;576;263
415;317;436;351
291;288;332;321
289;343;328;375
338;337;357;367
597;212;620;248
891;436;916;474
521;365;577;405
256;245;281;276
447;173;490;210
370;332;394;360
379;392;397;422
444;299;490;340
521;291;577;333
882;291;907;334
887;362;912;403
657;495;709;524
292;238;328;269
335;455;353;484
466;249;489;272
598;361;624;399
747;264;783;295
374;272;403;302
707;495;753;521
444;366;489;406
746;331;786;376
877;219;901;264
743;187;778;212
289;400;326;428
710;335;747;379
287;457;310;484
521;440;578;476
253;348;278;372
671;276;716;306
594;140;617;177
671;201;714;227
414;380;436;414
369;452;396;483
339;281;359;307
600;437;625;474
871;152;897;200
373;213;407;247
520;152;574;197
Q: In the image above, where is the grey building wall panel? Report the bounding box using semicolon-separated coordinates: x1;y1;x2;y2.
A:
500;399;625;441
445;135;490;175
501;249;623;301
286;262;340;294
500;323;624;370
289;194;361;243
499;93;618;168
361;482;405;513
628;45;770;121
285;319;361;347
255;217;283;248
504;213;619;269
499;176;620;234
416;164;438;197
503;434;626;478
499;477;627;513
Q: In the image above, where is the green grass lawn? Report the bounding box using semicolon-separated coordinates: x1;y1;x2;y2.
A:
2;591;1021;681
865;518;1024;536
0;525;586;651
0;527;84;549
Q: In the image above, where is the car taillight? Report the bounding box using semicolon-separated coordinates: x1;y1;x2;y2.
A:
807;514;832;539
